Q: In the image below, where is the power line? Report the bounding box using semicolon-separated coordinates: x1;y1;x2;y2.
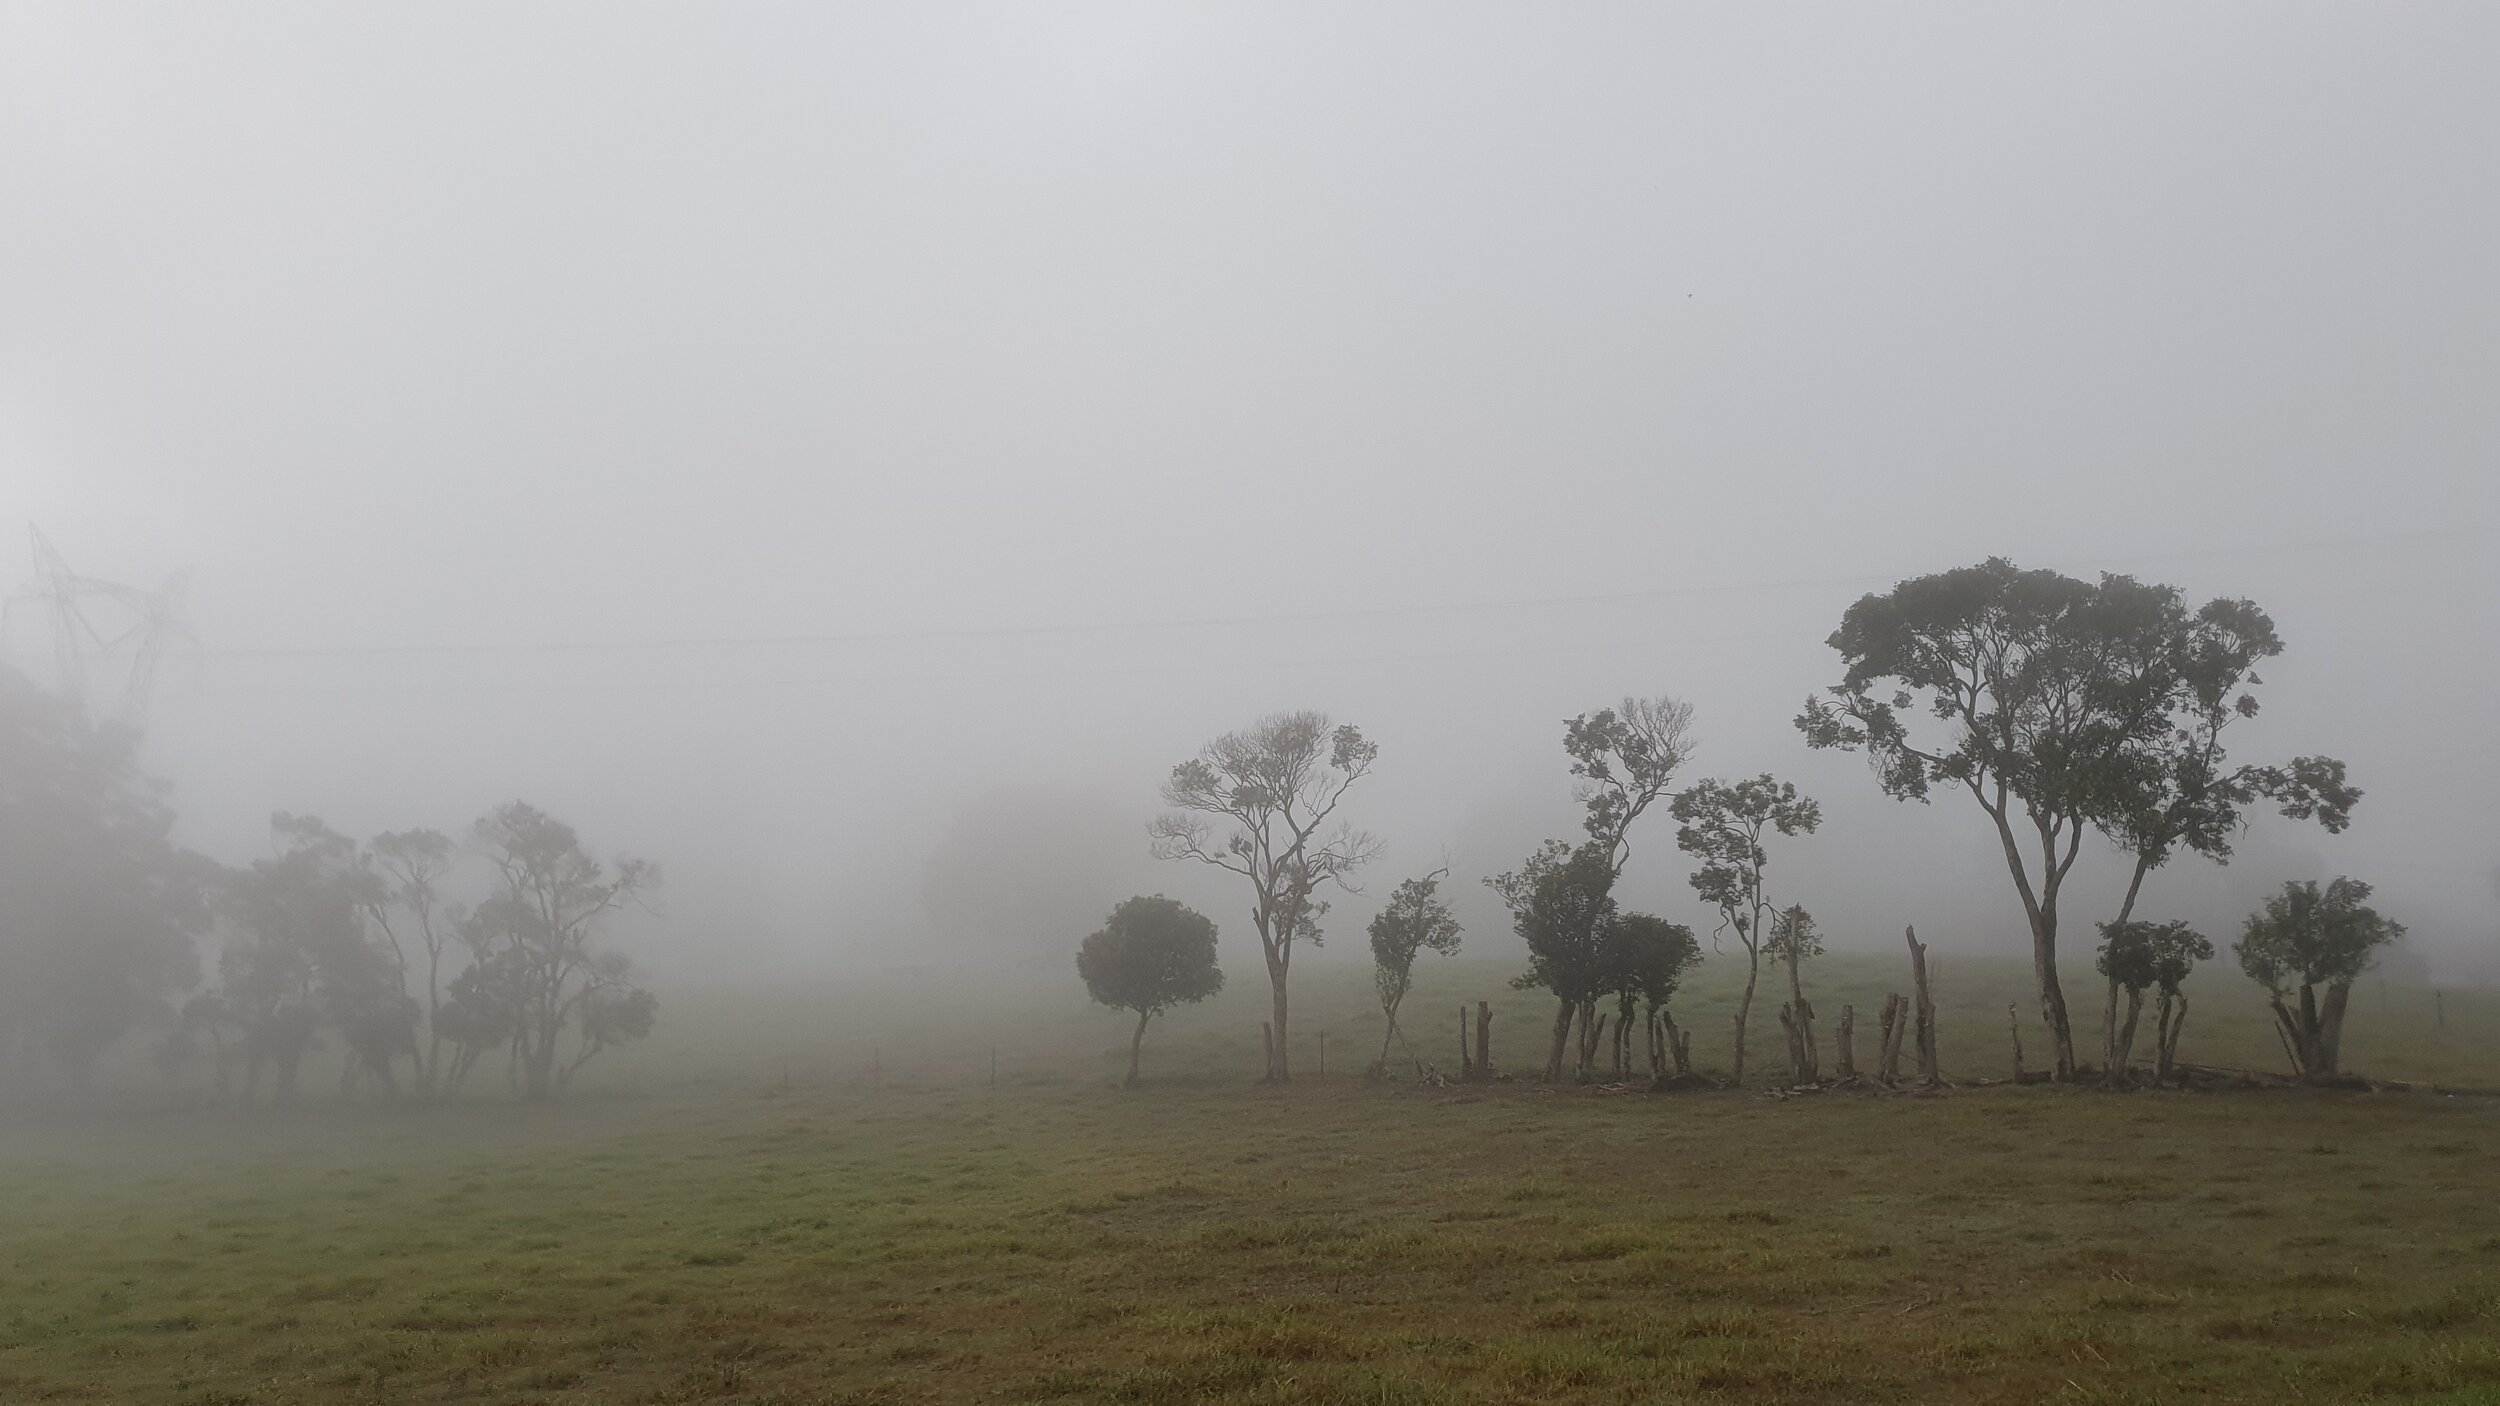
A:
124;520;2500;664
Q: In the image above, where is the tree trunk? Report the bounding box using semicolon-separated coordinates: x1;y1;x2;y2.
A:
1835;1005;1856;1079
2319;980;2353;1075
1907;928;1938;1086
1268;973;1291;1083
1733;954;1760;1084
1261;1021;1276;1083
2114;989;2144;1076
1543;996;1573;1082
2102;977;2121;1076
1475;1001;1493;1080
1661;1007;1690;1076
1877;994;1904;1082
1127;1010;1150;1087
1784;953;1819;1081
1458;1006;1472;1081
1777;1005;1803;1085
2156;989;2187;1082
1578;1002;1604;1083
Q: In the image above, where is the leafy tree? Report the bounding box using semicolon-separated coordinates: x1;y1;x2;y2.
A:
1152;712;1378;1083
2095;919;2213;1081
364;828;462;1092
1599;910;1702;1080
1798;559;2198;1078
467;802;659;1099
0;669;212;1085
1076;895;1224;1086
1490;697;1696;1083
217;814;411;1100
433;944;524;1094
1670;775;1819;1083
2235;877;2402;1079
1366;868;1461;1075
1767;904;1824;1083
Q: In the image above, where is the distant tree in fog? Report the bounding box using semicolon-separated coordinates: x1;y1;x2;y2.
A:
1077;895;1223;1087
364;828;462;1093
1671;774;1818;1084
919;786;1136;960
1491;696;1695;1082
2236;877;2402;1079
1151;712;1378;1083
466;802;659;1098
1366;867;1461;1076
0;669;212;1086
215;814;415;1100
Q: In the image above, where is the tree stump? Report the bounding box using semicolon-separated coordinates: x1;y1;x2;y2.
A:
1474;1001;1493;1080
1907;927;1938;1086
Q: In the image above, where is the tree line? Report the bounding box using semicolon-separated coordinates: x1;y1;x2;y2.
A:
1081;557;2404;1088
0;670;658;1101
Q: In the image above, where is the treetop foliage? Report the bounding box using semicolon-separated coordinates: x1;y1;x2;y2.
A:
1077;894;1224;1018
2095;919;2214;996
2235;877;2404;995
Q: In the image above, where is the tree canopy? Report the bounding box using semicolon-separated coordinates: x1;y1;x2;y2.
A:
1077;894;1224;1086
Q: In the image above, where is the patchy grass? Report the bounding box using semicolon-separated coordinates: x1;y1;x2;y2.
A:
2;957;2497;1402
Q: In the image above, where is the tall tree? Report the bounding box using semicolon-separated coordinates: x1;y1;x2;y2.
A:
364;828;460;1093
0;669;211;1085
1076;894;1224;1086
1151;712;1378;1083
1670;774;1819;1083
1366;868;1461;1076
2235;877;2402;1079
467;802;659;1099
1798;559;2192;1078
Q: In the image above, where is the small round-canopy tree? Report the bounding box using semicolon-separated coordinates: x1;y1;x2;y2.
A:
1367;868;1462;1076
2235;877;2403;1080
1077;895;1224;1087
2095;919;2213;1081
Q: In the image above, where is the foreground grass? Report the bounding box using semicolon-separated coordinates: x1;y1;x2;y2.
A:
3;960;2497;1404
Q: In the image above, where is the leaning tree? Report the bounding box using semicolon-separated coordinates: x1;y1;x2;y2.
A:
1077;894;1224;1086
1366;868;1461;1076
1151;712;1378;1083
1799;560;2206;1078
2235;877;2402;1080
1671;774;1818;1084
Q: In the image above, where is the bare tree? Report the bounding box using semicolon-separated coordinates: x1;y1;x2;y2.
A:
1151;712;1378;1083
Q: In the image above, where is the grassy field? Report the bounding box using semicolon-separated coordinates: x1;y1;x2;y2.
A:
3;953;2498;1405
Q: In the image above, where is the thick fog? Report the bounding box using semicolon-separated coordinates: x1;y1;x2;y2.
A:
4;5;2495;986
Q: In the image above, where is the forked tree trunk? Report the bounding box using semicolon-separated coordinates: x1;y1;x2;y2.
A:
2155;989;2187;1082
1835;1005;1856;1079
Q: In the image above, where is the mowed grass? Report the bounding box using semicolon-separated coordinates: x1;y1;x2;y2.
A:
3;955;2499;1405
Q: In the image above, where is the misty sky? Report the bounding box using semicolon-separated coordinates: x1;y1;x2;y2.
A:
4;5;2495;982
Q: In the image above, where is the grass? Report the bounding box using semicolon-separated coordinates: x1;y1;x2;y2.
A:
2;953;2497;1403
